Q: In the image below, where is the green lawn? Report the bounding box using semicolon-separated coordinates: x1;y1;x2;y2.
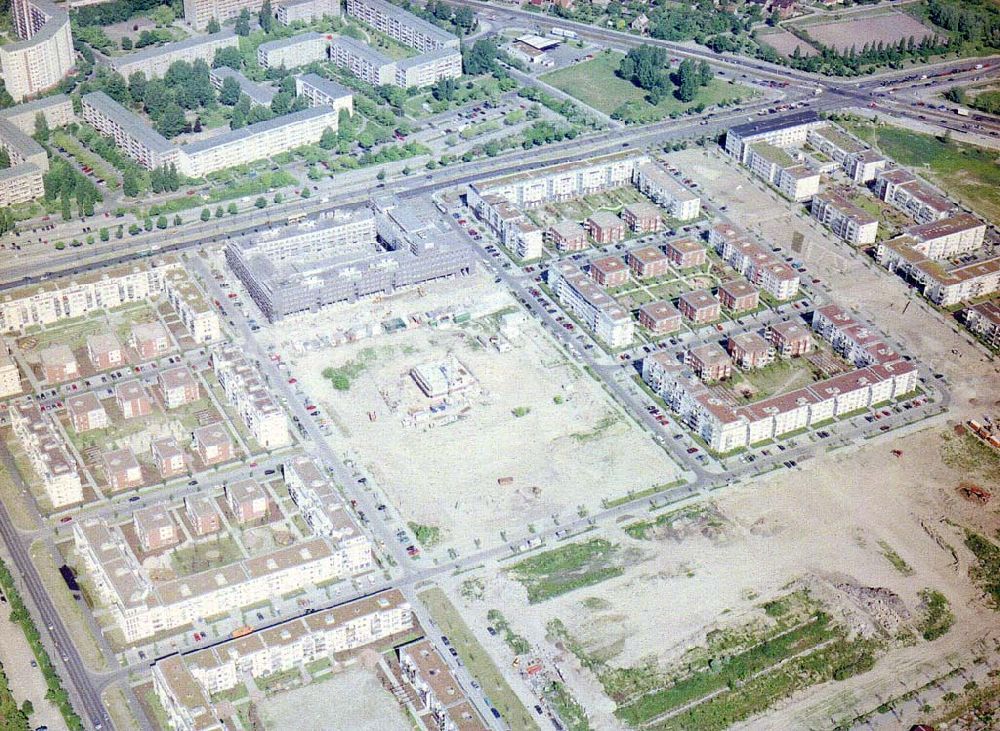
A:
541;51;751;123
507;538;627;603
842;119;1000;224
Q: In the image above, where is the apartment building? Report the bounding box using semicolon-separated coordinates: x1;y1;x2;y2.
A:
591;206;636;242
468;152;650;209
328;36;396;86
10;401;82;507
257;31;328;69
164;269;221;344
294;73;354;115
284;457;369;550
677;289;720;324
686;343;732;381
153;591;412;731
86;334;124;371
874;168;952;225
589;256;629;287
718;280;759;313
745;142;820;202
0;0;74;102
183;0;264;30
711;225;799;301
963;301;1000;349
810;305;901;367
225;479;269;525
45;288;140;348
548;261;634;348
130;322;171;360
547;221;588;252
621;201;663;233
115;380;152;420
135;505;179;551
208;67;276;108
724;111;824;163
277;0;341;25
192;424;233;466
394;47;462;88
768;320;812;358
108;31;239;80
810;191;878;246
628;246;670;279
66;392;108;432
185;495;220;537
102;447;143;492
75;518;372;642
40;344;78;383
152;437;186;479
0;355;22;398
806;125;863;165
212;344;290;450
664;238;705;269
472;195;543;261
632;162;701;220
226;200;475;322
844;149;888;184
159;366;200;409
81;92;181;171
728;332;775;369
0;93;74;135
0;118;49;206
345;0;459;52
399;639;489;731
638;301;682;334
903;213;986;260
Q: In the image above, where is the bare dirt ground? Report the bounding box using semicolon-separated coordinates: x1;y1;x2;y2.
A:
790;12;937;52
756;28;819;58
268;271;680;557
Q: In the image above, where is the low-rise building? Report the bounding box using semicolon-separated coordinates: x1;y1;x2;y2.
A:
638;301;681;334
164;269;221;344
810;191;878;246
628;245;670;279
0;354;22;398
632;162;701;220
548;261;634;348
745;142;820;201
152;437;186;479
621;201;663;233
115;380;152;420
768;320;812;357
294;73;354;116
718;280;759;313
546;221;588;252
902;213;986;260
159;366;200;409
225;479;268;525
844;149;888;184
208;66;275;109
40;343;78;383
135;505;179;552
212;345;290;450
963;301;1000;349
66;391;108;432
399;639;489;731
185;495;220;537
130;322;171;360
728;332;775;369
589;256;629;287
102;447;143;492
86;333;124;371
664;238;705;269
192;424;233;466
10;401;82;506
284;457;369;550
724;111;824;163
874;168;952;225
586;211;625;245
686;343;732;381
712;228;799;301
678;289;720;324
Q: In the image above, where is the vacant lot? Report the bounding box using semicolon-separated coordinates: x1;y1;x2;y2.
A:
541;52;751;123
756;29;818;58
792;12;937;52
508;539;635;604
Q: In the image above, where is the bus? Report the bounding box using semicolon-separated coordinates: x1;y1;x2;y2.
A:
551;26;578;39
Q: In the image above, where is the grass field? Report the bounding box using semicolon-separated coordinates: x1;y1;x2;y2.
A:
540;52;751;124
507;538;628;603
417;588;538;731
842;119;1000;223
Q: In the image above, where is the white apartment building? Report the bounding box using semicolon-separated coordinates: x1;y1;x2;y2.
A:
724;111;824;163
0;355;22;398
471;194;543;261
108;31;239;80
394;47;462;87
0;93;74;134
345;0;459;52
874;168;952;225
0;0;74;102
284;457;370;546
10;401;82;507
877;239;1000;308
0;257;177;333
903;213;986;260
810;192;878;245
277;0;340;25
81;91;181;171
0;118;48;206
257;31;328;70
632;162;701;221
74;517;371;642
745;142;820;202
295;73;353;115
548;261;634;348
183;0;264;30
212;344;290;449
164;269;221;344
328;36;396;86
712;229;799;301
399;639;488;731
844;149;888;184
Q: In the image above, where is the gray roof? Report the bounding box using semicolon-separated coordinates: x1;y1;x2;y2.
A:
396;46;460;70
330;35;393;68
109;30;236;70
2;0;68;53
728;110;820;139
81;91;175;154
0;118;44;159
258;31;325;54
356;0;456;46
296;72;352;100
209;67;276;106
0;93;71;120
182;106;334;154
0;161;41;183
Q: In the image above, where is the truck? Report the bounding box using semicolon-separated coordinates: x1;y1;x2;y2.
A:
231;626;253;638
551;26;578;39
956;107;970;117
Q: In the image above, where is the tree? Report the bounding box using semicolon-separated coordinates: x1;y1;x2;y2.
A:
255;197;266;208
270;90;292;115
207;17;221;33
273;192;283;203
230;104;247;129
235;8;251;36
219;76;242;105
0;148;9;169
319;126;337;149
121;35;132;50
432;77;458;101
99;227;109;241
213;46;243;70
697;59;713;86
767;9;780;27
675;59;699;102
122;169;140;197
33;112;50;142
201;207;211;221
300;187;311;198
173;214;182;226
21;699;34;717
215;206;224;218
128;71;148;103
462;38;499;75
156;215;168;229
619;45;672;101
259;0;273;33
454;5;475;30
376;168;386;181
227;202;238;214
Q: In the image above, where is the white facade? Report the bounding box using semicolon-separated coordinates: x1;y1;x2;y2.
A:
0;0;74;102
632;162;701;220
549;261;633;348
10;401;82;507
212;344;290;449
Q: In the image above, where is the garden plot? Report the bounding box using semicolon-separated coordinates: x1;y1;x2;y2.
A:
523;188;648;231
792;12;938;53
756;28;818;58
